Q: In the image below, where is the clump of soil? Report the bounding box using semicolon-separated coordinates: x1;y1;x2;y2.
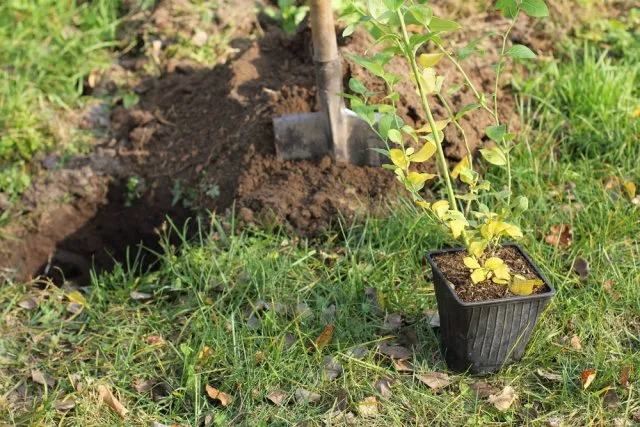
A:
432;246;550;302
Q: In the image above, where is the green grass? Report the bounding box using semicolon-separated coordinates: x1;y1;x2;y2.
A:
0;0;122;197
2;5;640;427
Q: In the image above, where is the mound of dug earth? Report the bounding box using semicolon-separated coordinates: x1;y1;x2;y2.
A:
121;24;518;234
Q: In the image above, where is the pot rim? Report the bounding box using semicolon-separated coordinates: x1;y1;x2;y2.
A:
426;242;556;308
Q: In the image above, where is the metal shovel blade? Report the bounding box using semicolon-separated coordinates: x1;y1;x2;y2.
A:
273;109;383;167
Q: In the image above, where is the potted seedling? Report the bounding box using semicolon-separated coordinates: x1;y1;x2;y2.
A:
342;0;555;373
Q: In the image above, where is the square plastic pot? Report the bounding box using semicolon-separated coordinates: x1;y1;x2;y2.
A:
426;243;555;374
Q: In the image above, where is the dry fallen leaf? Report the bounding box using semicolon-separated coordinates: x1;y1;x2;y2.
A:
488;386;517;412
357;396;378;417
581;369;596;389
98;384;129;418
536;369;563;382
378;341;412;360
267;389;286;406
191;30;208;47
130;291;153;301
570;335;582;351
470;381;499;398
132;379;154;393
323;356;343;381
603;280;615;293
144;335;165;346
345;345;367;359
295;388;321;404
381;312;403;333
572;257;589;280
621;365;632;388
31;370;55;388
67;302;84;314
545;224;573;249
54;398;76;411
393;359;414;372
198;346;213;362
205;384;233;407
374;378;393;398
417;372;453;390
314;324;334;351
603;385;620;407
18;297;38;310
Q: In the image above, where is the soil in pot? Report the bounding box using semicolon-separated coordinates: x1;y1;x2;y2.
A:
431;246;550;303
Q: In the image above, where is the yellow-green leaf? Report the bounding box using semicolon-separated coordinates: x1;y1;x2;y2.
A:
509;275;543;296
67;291;87;306
422;67;437;94
479;146;507;166
451;156;470;179
623;181;636;198
485;257;505;270
493;265;511;281
409;140;437;162
418;53;444;68
471;268;488;284
431;200;449;219
416;200;430;208
469;240;488;258
448;219;467;238
407;172;436;186
504;223;523;238
415;119;450;134
390;149;409;169
463;257;481;269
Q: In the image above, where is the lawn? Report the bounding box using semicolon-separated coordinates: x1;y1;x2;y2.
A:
1;1;639;426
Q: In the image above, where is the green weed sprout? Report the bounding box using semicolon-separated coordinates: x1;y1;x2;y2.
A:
264;0;310;36
342;0;549;294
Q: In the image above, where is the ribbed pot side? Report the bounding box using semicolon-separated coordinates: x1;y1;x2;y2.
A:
426;243;555;374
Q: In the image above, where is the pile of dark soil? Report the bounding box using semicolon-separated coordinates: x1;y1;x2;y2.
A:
0;5;549;284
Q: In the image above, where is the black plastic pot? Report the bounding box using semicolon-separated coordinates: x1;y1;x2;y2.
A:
426;243;555;374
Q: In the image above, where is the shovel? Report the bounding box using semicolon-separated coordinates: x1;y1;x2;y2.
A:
273;0;382;166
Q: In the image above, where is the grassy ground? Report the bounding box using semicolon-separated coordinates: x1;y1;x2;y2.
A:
0;0;123;199
2;2;640;427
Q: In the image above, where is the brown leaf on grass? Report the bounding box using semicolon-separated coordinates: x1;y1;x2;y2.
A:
31;370;55;388
570;335;582;350
130;291;153;301
545;224;573;249
572;257;590;280
488;386;518;412
98;384;129;418
417;372;453;390
424;309;440;328
470;381;499;398
144;335;165;345
345;345;367;359
378;341;412;360
536;369;563;382
381;313;403;333
581;369;596;389
603;280;615;293
621;365;632;388
198;346;213;362
314;324;334;351
393;359;414;372
295;388;321;404
54;398;76;410
267;389;286;405
357;396;378;417
374;378;393;398
67;302;84;314
133;379;154;393
323;357;343;381
18;297;38;310
603;385;620;407
205;384;233;407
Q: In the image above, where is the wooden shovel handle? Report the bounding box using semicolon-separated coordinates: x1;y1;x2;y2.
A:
309;0;338;62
